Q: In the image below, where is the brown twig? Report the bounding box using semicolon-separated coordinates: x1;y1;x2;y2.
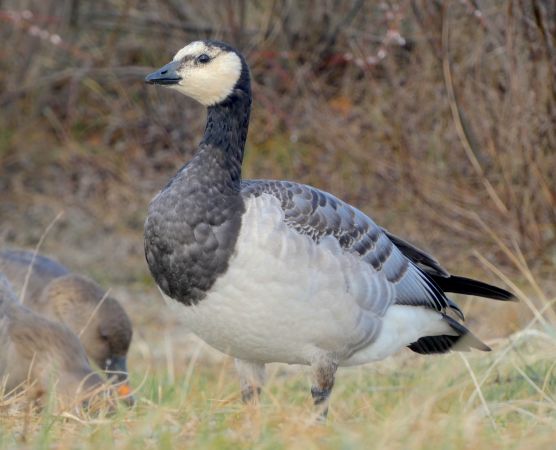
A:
441;6;509;216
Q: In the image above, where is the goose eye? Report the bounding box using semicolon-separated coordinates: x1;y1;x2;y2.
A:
197;54;210;64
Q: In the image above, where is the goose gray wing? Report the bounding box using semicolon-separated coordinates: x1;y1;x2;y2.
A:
383;232;514;301
241;180;455;316
0;250;69;279
0;250;70;304
381;230;449;277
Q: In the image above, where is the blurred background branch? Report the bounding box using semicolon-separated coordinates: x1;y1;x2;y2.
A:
0;0;554;291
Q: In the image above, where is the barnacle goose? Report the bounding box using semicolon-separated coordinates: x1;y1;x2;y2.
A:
144;40;514;416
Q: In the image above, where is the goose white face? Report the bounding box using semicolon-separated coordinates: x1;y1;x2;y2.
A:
145;41;242;106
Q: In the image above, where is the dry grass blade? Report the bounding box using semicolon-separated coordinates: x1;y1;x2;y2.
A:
441;7;508;216
459;353;498;430
78;288;110;337
19;211;64;304
510;360;555;405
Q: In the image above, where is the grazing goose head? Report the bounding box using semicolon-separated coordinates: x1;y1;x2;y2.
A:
39;274;133;398
145;40;250;106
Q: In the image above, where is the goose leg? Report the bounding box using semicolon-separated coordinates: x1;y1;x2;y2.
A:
310;358;338;419
234;359;265;403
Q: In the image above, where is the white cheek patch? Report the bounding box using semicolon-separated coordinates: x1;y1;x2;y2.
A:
174;52;243;106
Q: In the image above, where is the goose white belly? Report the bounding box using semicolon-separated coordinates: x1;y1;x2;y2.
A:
176;194;445;365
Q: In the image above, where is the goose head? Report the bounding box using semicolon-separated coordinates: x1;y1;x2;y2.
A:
145;40;250;106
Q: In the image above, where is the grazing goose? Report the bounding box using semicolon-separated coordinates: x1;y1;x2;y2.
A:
0;272;105;406
144;40;514;415
0;250;133;399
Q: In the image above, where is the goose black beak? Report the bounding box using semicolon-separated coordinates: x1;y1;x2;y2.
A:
105;355;129;382
105;355;135;405
145;60;182;85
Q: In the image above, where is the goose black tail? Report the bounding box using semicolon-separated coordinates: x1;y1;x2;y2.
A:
408;315;491;355
429;274;515;301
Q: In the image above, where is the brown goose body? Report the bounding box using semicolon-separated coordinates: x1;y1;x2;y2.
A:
0;250;133;385
0;272;104;405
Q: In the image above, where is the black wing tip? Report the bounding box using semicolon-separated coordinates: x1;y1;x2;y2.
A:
383;229;451;278
444;314;491;352
408;335;457;354
497;288;517;302
432;274;516;302
407;334;491;355
466;279;515;301
408;315;491;355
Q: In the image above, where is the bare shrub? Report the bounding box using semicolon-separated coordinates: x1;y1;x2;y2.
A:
0;0;554;283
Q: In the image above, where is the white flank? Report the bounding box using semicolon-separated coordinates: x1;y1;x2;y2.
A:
174;194;453;366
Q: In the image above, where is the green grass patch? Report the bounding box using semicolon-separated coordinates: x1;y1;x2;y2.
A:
2;332;554;450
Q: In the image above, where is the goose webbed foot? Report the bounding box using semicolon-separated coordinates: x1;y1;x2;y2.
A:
235;359;265;404
241;385;262;403
311;357;338;420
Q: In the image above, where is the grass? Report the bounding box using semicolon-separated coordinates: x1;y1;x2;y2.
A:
1;325;555;449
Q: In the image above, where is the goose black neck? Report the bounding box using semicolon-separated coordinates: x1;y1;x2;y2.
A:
199;88;251;187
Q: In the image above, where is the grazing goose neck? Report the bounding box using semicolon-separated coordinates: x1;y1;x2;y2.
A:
197;90;251;187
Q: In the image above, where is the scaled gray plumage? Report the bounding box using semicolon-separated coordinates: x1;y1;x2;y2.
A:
143;39;515;416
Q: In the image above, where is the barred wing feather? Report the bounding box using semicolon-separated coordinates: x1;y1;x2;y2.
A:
241;180;455;316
